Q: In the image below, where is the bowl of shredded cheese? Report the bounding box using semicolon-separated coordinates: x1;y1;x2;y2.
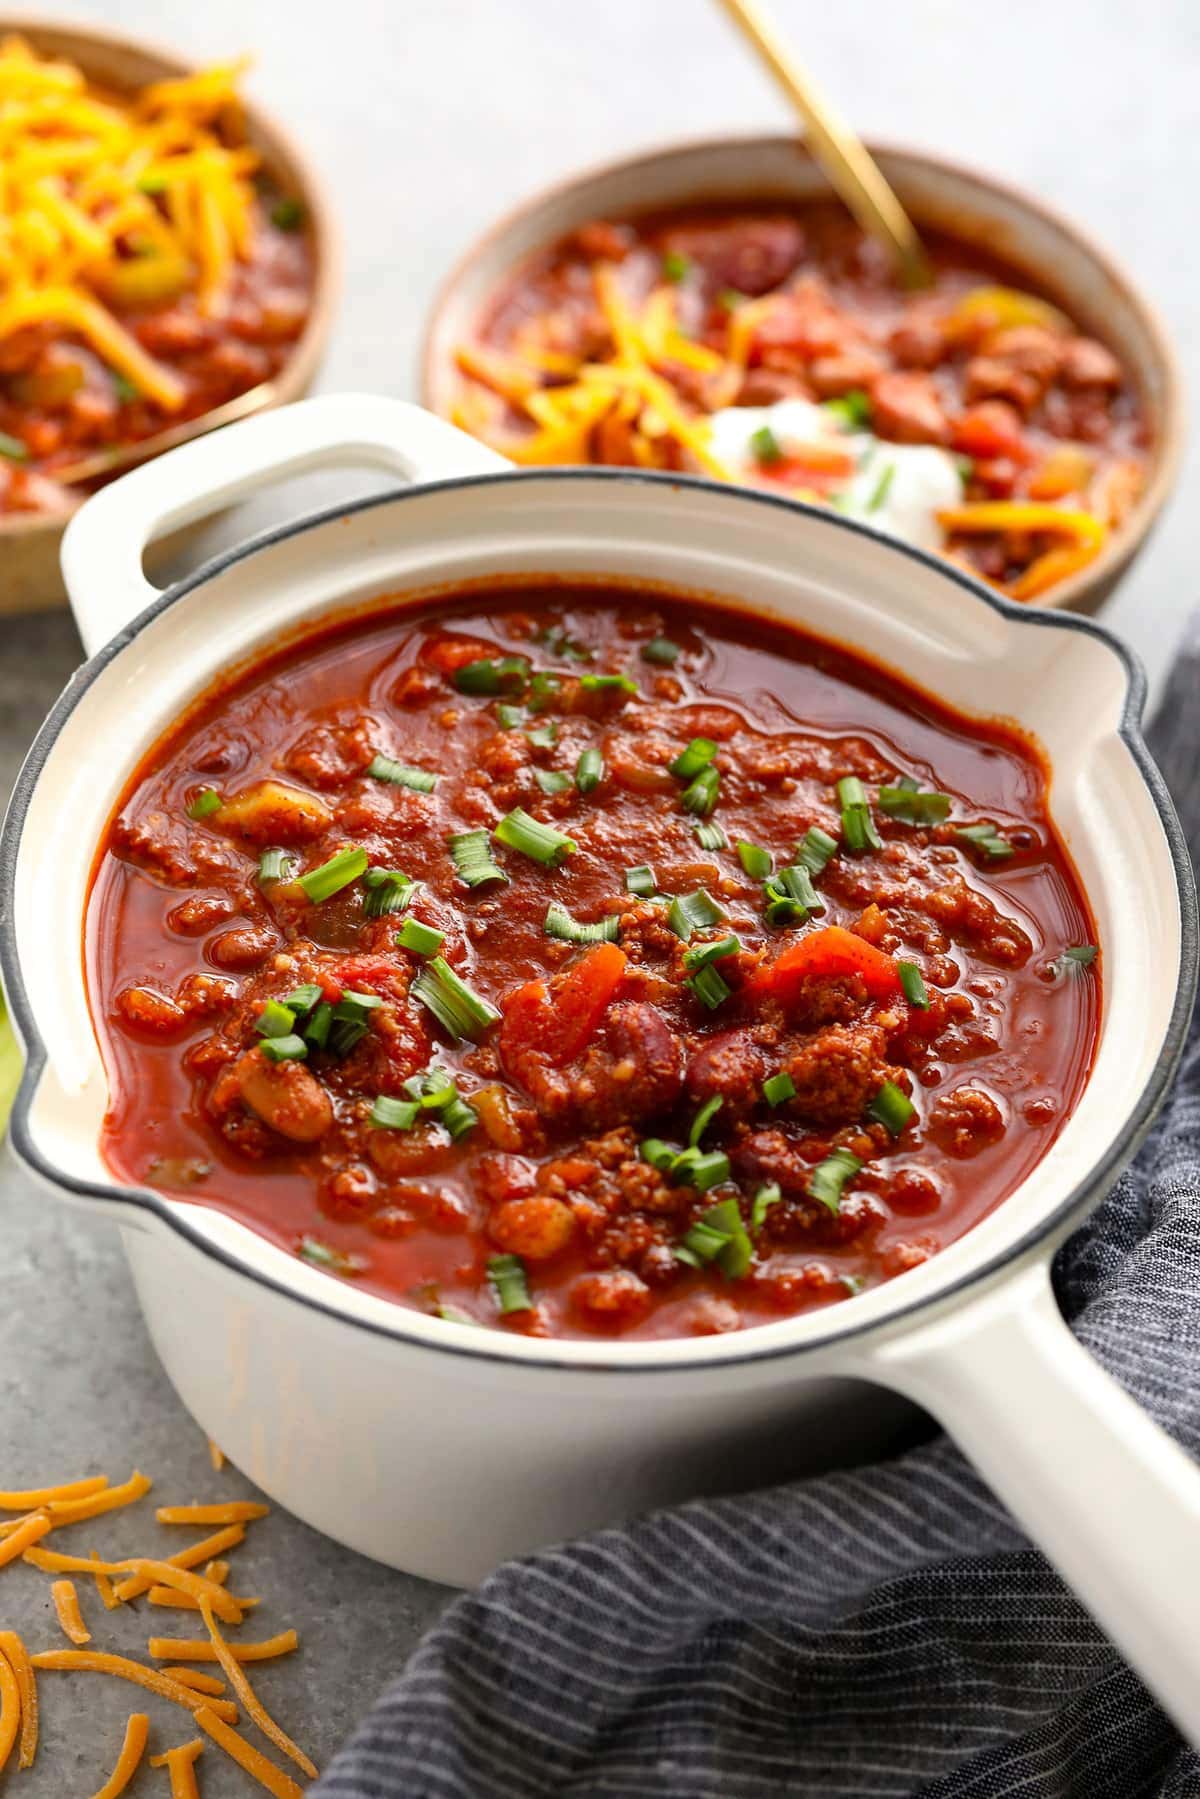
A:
0;18;336;611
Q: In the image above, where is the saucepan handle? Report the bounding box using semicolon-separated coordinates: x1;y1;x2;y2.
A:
861;1257;1200;1745
60;392;510;657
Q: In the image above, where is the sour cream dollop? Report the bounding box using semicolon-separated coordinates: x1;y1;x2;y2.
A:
707;398;964;554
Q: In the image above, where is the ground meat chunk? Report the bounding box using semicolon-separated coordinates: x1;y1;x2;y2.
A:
568;1002;684;1131
735;367;811;407
781;1021;894;1127
918;878;1031;966
963;356;1041;415
166;894;236;936
928;1086;1005;1158
571;1269;651;1330
684;1030;767;1124
110;813;195;886
870;371;948;444
490;1196;577;1260
282;720;374;789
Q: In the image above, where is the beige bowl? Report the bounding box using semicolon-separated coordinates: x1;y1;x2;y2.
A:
0;15;338;613
422;135;1183;615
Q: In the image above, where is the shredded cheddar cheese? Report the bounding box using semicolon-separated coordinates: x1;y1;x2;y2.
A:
51;1579;91;1645
0;1641;20;1775
194;1702;305;1799
0;1632;38;1768
155;1501;269;1526
198;1601;316;1778
149;1736;204;1799
149;1627;298;1663
0;35;261;406
89;1711;148;1799
0;1476;108;1509
29;1651;239;1725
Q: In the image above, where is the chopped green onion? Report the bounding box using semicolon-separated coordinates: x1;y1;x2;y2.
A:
453;655;530;696
808;1147;862;1215
641;636;680;665
396;918;445;956
361;868;415;918
763;1071;796;1108
575;747;604;793
412;956;500;1042
536;624;591;661
797;826;838;876
639;1138;676;1173
526;720;558;749
527;671;562;712
764;862;823;928
879;777;951;824
718;287;747;312
303;1001;333;1051
751;424;782;465
441;1094;479;1141
271;196;306;230
685;1151;733;1194
367;754;437;792
496;702;525;730
298;845;368;903
328;990;383;1059
495;807;577;868
669;737;717;781
837;776;882;854
370;1095;419;1130
112;371;139;404
751;1182;783;1232
255;999;296;1039
662;250;691;283
260;1034;308;1063
868;1080;915;1136
579;672;637;698
823;389;871;429
1053;943;1098;978
956;454;975;485
688;1094;723;1147
187;788;221;820
449;829;508;890
692;818;728;851
956;823;1014;862
0;432;28;462
488;1253;531;1314
866;462;897;512
533;768;572;796
688;964;731;1010
681;764;720;816
683;934;740;972
676;1197;751;1276
625;865;657;898
667;888;724;940
544;903;621;945
437;1303;474;1324
283;984;323;1015
297;1235;364;1276
258;847;297;885
737;840;773;880
897;960;929;1009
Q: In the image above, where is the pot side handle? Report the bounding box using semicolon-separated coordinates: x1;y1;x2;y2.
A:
59;392;510;657
865;1258;1200;1747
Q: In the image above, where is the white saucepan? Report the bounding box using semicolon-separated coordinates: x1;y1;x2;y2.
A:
2;395;1197;1737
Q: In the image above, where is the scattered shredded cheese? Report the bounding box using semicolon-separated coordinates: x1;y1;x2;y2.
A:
149;1626;298;1663
0;1632;38;1768
194;1702;305;1799
149;1736;204;1799
51;1579;91;1645
89;1711;148;1799
29;1650;239;1725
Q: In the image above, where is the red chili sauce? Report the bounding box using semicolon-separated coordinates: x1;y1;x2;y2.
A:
86;587;1100;1340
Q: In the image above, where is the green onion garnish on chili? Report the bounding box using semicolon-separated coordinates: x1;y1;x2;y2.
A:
297;845;368;903
641;636;680;665
495;807;577;868
797;826;838;876
370;1095;419;1130
255;999;296;1039
681;764;720;816
662;250;691;283
751;424;782;465
669;737;717;781
1052;944;1098;978
488;1253;532;1315
688;964;731;1011
764;861;823;927
412;956;500;1042
496;702;524;730
693;819;728;851
441;1094;479;1142
837;776;882;854
327;990;383;1058
688;1094;723;1147
544;903;620;945
763;1071;796;1107
258;847;297;885
956;823;1014;862
533;768;572;797
676;1197;752;1277
361;868;415;918
580;672;637;698
449;829;508;890
303;1001;333;1051
737;840;772;879
367;754;437;792
0;431;29;461
878;775;951;824
526;720;558;750
260;1033;308;1063
575;747;604;793
823;389;871;429
683;934;740;972
186;788;221;821
396;918;445;956
751;1182;783;1232
625;864;657;898
808;1147;862;1214
866;461;896;513
667;888;724;940
453;655;530;696
297;1236;364;1276
527;671;562;712
897;960;929;1009
283;984;323;1015
868;1080;915;1136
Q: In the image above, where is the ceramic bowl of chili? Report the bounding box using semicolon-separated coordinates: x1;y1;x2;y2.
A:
0;16;337;612
422;134;1182;615
2;394;1199;1739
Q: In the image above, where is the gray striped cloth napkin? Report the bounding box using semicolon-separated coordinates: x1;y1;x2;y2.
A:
316;627;1200;1799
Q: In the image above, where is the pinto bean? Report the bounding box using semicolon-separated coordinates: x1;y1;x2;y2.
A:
234;1046;332;1144
216;780;332;845
115;985;187;1036
489;1196;575;1260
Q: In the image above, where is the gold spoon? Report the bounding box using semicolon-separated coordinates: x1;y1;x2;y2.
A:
716;0;932;289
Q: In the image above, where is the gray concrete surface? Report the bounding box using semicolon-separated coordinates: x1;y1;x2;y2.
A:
0;1;1197;1788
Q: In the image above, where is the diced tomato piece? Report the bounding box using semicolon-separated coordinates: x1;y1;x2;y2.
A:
421;635;498;676
751;924;902;1004
951;401;1031;464
501;942;628;1067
